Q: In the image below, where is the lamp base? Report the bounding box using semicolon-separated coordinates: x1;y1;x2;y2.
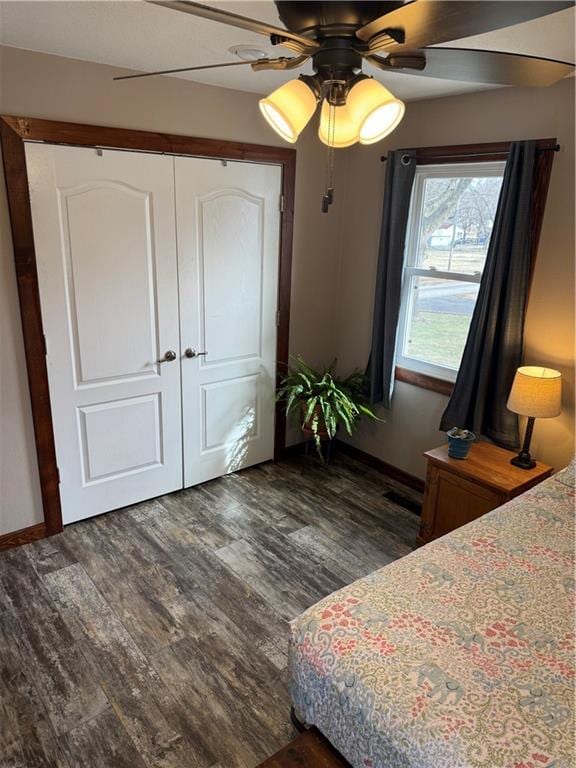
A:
510;450;536;470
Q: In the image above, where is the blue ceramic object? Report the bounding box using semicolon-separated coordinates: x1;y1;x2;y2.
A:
446;428;476;459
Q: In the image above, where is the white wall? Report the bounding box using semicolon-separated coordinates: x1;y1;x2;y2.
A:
335;78;575;480
0;45;343;533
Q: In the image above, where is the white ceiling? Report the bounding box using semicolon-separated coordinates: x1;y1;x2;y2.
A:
0;1;574;101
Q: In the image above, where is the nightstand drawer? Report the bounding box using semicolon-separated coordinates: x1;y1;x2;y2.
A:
432;469;502;538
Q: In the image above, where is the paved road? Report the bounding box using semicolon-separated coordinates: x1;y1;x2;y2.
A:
416;281;478;316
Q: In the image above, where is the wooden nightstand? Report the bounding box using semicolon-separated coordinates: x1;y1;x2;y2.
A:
418;441;553;546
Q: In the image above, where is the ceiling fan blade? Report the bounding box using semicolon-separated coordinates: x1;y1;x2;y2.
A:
367;48;574;87
147;0;319;52
357;1;574;51
114;60;257;81
114;55;308;81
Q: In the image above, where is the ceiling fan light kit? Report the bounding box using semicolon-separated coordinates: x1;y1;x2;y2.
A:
318;100;358;148
359;99;406;145
259;69;407;148
314;77;406;147
128;1;574;209
347;78;406;145
259;78;318;143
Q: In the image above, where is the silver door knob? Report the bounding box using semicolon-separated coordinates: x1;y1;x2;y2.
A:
184;348;208;358
158;350;177;363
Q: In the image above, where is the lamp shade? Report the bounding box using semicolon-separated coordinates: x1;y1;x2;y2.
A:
318;101;359;148
507;366;562;418
259;79;317;144
346;78;405;145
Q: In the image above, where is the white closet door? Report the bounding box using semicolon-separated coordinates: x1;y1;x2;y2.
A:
176;157;282;487
26;144;182;524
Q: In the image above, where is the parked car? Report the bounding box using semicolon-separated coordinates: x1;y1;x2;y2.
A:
427;234;453;249
454;234;489;247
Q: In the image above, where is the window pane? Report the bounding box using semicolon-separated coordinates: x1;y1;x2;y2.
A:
403;276;479;369
416;175;503;275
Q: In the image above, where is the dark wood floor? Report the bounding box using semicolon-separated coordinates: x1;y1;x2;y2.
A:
0;451;420;768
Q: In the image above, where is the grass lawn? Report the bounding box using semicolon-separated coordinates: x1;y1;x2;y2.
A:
406;311;471;369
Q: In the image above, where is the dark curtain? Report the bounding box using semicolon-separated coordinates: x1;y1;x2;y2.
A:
366;149;416;408
440;140;537;449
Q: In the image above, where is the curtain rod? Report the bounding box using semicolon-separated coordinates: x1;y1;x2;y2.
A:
380;144;560;162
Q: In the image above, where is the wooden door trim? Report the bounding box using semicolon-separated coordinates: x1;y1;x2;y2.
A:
0;115;296;539
0;118;62;536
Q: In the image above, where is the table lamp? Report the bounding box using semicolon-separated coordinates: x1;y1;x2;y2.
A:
506;366;562;469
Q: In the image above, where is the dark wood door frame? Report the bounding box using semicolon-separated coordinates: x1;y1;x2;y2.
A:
0;115;296;539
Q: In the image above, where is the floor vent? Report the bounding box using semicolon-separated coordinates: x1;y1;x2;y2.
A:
383;490;422;516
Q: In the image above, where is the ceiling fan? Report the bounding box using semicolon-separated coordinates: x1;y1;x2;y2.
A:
116;1;574;209
117;0;574;140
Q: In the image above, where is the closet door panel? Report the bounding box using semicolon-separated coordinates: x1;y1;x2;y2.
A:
26;144;182;524
176;157;281;487
63;184;159;384
200;190;262;363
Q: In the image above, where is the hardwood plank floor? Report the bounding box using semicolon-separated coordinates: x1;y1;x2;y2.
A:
0;452;420;768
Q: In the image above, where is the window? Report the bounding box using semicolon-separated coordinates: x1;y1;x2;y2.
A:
396;162;505;383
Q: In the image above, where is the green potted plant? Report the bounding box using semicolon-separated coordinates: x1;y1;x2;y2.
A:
277;356;379;458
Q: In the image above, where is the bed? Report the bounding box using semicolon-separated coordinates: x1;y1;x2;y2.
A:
288;460;575;768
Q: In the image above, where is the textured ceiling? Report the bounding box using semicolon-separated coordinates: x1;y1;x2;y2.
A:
0;1;574;101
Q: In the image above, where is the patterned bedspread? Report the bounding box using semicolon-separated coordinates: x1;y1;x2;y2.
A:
289;461;575;768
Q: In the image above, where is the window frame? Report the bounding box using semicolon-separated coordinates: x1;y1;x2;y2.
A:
390;138;558;396
396;160;506;384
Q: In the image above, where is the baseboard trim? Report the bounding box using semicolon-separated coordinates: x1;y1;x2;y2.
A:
334;440;425;493
281;442;307;458
1;445;422;552
279;438;425;493
0;522;47;552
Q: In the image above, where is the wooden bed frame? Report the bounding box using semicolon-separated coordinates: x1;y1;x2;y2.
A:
258;719;350;767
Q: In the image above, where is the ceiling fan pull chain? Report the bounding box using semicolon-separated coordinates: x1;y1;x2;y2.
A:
328;97;335;204
322;91;332;212
322;85;336;213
